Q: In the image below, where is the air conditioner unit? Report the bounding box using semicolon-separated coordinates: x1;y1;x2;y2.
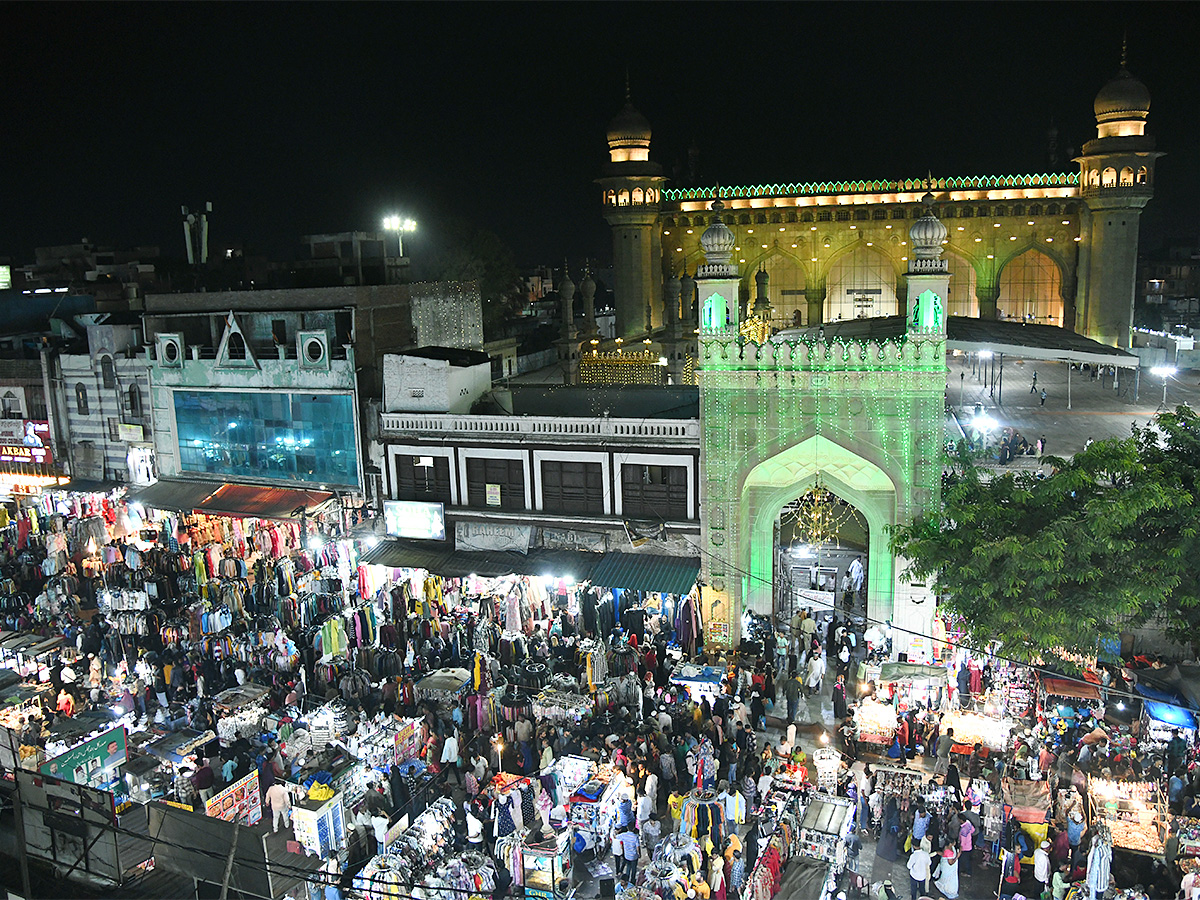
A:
156;333;184;368
297;331;330;370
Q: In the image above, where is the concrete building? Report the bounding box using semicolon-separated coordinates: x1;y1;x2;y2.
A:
49;313;155;487
383;348;492;416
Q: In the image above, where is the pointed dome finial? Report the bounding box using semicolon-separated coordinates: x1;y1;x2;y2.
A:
1121;30;1128;68
625;67;630;102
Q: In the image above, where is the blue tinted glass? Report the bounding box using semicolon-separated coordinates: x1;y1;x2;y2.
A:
174;390;358;487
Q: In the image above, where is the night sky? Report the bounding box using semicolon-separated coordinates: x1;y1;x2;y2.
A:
5;3;1199;269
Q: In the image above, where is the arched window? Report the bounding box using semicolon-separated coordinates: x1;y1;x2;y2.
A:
756;252;808;326
76;383;89;416
1136;167;1149;184
801;211;814;222
825;245;898;321
663;217;676;228
632;187;644;204
617;189;630;206
853;209;869;221
944;250;979;318
227;332;246;360
100;355;115;389
755;214;767;224
785;211;797;223
1029;204;1043;216
1119;167;1134;186
998;249;1063;325
128;384;142;418
1047;203;1060;215
942;207;956;218
960;207;974;218
1088;170;1100;187
770;212;782;223
739;214;752;225
1011;204;1024;216
1101;168;1117;187
872;208;887;220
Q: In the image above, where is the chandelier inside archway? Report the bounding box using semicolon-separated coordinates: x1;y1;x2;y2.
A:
782;476;856;549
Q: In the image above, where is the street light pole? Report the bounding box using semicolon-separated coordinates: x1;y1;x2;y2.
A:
1151;365;1177;410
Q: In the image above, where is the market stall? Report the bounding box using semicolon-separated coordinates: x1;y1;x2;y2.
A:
414;667;471;707
796;794;854;868
878;661;948;713
522;829;571;900
1001;777;1051;824
669;662;727;704
852;698;898;750
1139;698;1197;758
1089;777;1166;858
292;789;346;858
940;708;1015;752
568;763;626;855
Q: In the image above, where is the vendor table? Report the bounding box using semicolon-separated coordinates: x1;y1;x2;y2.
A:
144;728;216;765
669;663;726;702
852;698;897;748
939;709;1014;752
1088;777;1166;857
522;829;571;900
211;683;271;713
797;795;854;865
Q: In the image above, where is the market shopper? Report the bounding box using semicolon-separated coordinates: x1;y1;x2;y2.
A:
1034;839;1052;898
614;823;640;883
907;837;932;900
932;846;960;899
265;780;292;833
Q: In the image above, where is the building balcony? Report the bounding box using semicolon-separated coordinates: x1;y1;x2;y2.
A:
380;412;699;445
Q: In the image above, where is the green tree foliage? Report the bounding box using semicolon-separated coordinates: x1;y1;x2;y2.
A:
890;424;1192;661
411;215;525;338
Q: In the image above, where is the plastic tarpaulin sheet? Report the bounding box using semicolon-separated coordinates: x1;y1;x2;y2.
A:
879;662;946;684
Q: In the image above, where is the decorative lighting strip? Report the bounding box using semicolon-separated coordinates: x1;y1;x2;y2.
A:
663;172;1080;202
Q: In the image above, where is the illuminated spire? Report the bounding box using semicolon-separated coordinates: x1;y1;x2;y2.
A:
625;67;630;101
1121;30;1128;68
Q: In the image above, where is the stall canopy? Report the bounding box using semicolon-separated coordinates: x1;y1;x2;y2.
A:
127;477;332;519
589;552;700;596
1143;701;1197;730
1041;677;1101;701
1135;664;1200;712
879;662;946;683
361;537;600;581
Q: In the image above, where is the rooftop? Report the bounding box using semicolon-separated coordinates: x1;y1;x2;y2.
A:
511;385;698;419
401;346;491;367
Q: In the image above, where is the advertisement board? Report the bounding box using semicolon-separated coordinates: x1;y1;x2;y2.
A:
0;420;52;466
40;726;128;788
384;500;446;540
204;769;262;826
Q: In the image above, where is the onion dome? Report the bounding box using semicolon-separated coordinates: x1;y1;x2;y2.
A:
699;200;736;264
558;268;575;304
606;101;652;147
909;193;948;259
1094;67;1151;122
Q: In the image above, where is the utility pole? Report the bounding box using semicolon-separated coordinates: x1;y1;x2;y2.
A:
219;822;240;900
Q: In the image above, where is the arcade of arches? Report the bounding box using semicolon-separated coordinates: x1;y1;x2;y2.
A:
739;244;1063;328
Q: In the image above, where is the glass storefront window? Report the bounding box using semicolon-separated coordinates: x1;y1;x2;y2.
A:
174;390;358;487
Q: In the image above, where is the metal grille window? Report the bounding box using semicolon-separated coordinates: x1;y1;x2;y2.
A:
621;465;688;519
466;457;526;509
541;460;603;515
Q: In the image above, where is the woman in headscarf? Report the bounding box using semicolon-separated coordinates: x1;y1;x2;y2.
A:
877;796;900;861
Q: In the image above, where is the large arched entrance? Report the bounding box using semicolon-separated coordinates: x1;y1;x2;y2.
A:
826;245;899;321
998;248;1064;325
740;435;896;625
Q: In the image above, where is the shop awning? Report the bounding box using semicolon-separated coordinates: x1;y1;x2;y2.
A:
879;662;946;683
359;538;600;581
127;478;226;512
1143;700;1197;731
127;477;332;520
588;551;700;596
194;483;332;520
1041;677;1101;701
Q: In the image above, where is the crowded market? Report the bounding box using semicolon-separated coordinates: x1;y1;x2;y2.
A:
0;481;1198;900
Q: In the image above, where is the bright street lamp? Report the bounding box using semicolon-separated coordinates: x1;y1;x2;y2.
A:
382;215;417;256
1151;365;1177;408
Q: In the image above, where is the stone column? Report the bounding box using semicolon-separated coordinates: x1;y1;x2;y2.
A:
805;282;827;327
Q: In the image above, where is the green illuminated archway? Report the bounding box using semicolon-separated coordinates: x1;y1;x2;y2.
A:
740;434;897;620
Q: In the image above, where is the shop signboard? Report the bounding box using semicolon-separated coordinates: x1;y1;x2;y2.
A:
0;419;52;466
205;769;261;826
540;527;607;553
40;726;127;788
117;423;144;442
455;521;531;553
384;500;445;540
486;483;501;506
